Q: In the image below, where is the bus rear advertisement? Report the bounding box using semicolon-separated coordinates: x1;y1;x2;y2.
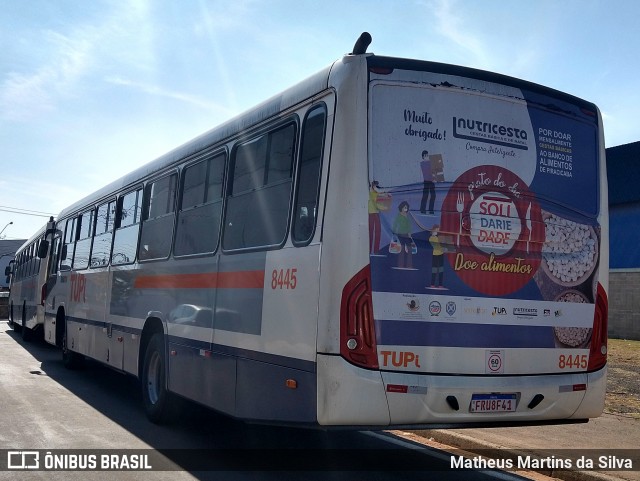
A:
352;60;607;425
7;33;608;429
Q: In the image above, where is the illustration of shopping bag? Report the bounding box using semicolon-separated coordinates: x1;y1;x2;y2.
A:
389;235;402;254
410;237;418;254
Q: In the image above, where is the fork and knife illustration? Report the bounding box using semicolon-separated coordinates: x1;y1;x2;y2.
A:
456;192;464;246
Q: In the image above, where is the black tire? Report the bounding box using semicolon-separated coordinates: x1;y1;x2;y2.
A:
21;324;33;342
141;333;175;424
8;303;14;328
62;327;84;369
10;304;21;332
21;307;33;342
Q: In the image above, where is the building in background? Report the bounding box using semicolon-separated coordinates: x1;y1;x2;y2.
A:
0;239;26;291
0;239;27;318
606;141;640;340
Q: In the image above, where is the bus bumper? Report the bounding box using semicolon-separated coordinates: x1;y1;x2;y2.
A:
316;354;606;426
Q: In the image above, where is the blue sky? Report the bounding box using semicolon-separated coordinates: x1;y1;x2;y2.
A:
1;0;638;240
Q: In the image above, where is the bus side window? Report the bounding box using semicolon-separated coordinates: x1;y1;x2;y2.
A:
138;173;177;261
73;209;94;270
25;244;33;278
92;200;115;267
35;240;43;275
111;188;143;265
224;122;296;250
292;104;327;245
175;152;226;256
60;217;76;272
48;227;62;276
32;243;39;276
21;251;26;279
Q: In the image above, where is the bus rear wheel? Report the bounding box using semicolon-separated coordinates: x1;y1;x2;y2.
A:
141;334;175;424
21;306;33;342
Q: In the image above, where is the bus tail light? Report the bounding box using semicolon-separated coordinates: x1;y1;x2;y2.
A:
588;283;608;371
340;265;379;369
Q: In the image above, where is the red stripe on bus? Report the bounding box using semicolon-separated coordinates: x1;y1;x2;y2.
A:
133;270;265;289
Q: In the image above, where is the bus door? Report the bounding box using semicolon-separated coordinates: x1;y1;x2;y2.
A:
43;224;63;346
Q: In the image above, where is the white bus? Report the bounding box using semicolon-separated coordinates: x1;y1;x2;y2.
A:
6;219;54;342
40;33;608;427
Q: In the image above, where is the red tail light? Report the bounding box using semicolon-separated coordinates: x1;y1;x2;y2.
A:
369;67;394;75
340;265;378;369
41;283;47;306
588;283;608;371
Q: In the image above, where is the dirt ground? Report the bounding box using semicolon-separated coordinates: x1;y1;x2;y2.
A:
605;338;640;419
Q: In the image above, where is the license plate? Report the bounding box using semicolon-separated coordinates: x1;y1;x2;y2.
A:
470;393;517;413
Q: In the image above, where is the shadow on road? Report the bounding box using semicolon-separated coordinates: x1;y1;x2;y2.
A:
2;322;515;481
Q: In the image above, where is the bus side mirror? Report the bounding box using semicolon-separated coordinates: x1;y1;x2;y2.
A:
61;244;68;261
38;240;50;259
4;266;10;276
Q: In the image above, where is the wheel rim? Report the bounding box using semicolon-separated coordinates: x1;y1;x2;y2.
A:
146;351;161;405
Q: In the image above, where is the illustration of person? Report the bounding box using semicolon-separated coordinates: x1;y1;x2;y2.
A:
368;181;382;255
393;201;414;269
429;224;445;288
420;150;436;214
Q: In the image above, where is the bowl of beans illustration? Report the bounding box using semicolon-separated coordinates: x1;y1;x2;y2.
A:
541;213;598;287
553;290;592;348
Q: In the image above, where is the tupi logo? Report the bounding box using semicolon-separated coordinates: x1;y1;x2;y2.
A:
492;307;507;316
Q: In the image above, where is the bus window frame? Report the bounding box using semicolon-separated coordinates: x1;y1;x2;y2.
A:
291;102;328;247
72;208;96;271
90;198;117;269
138;170;178;262
174;149;228;259
222;116;299;254
111;186;144;266
60;217;77;272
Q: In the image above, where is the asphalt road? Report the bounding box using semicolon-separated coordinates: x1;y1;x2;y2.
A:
0;320;535;481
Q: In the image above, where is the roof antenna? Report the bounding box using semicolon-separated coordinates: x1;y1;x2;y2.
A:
351;32;372;55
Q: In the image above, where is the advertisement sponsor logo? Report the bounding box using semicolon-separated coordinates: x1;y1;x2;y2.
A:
446;301;457;317
406;299;420;312
400;294;423;320
492;307;508;316
464;306;487;315
429;301;442;316
453;116;529;150
513;307;538;317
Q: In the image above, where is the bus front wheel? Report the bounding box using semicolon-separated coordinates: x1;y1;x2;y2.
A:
141;334;175;424
62;328;84;369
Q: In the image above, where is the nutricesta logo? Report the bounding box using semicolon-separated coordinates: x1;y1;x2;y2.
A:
453;117;529;150
513;307;538;316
